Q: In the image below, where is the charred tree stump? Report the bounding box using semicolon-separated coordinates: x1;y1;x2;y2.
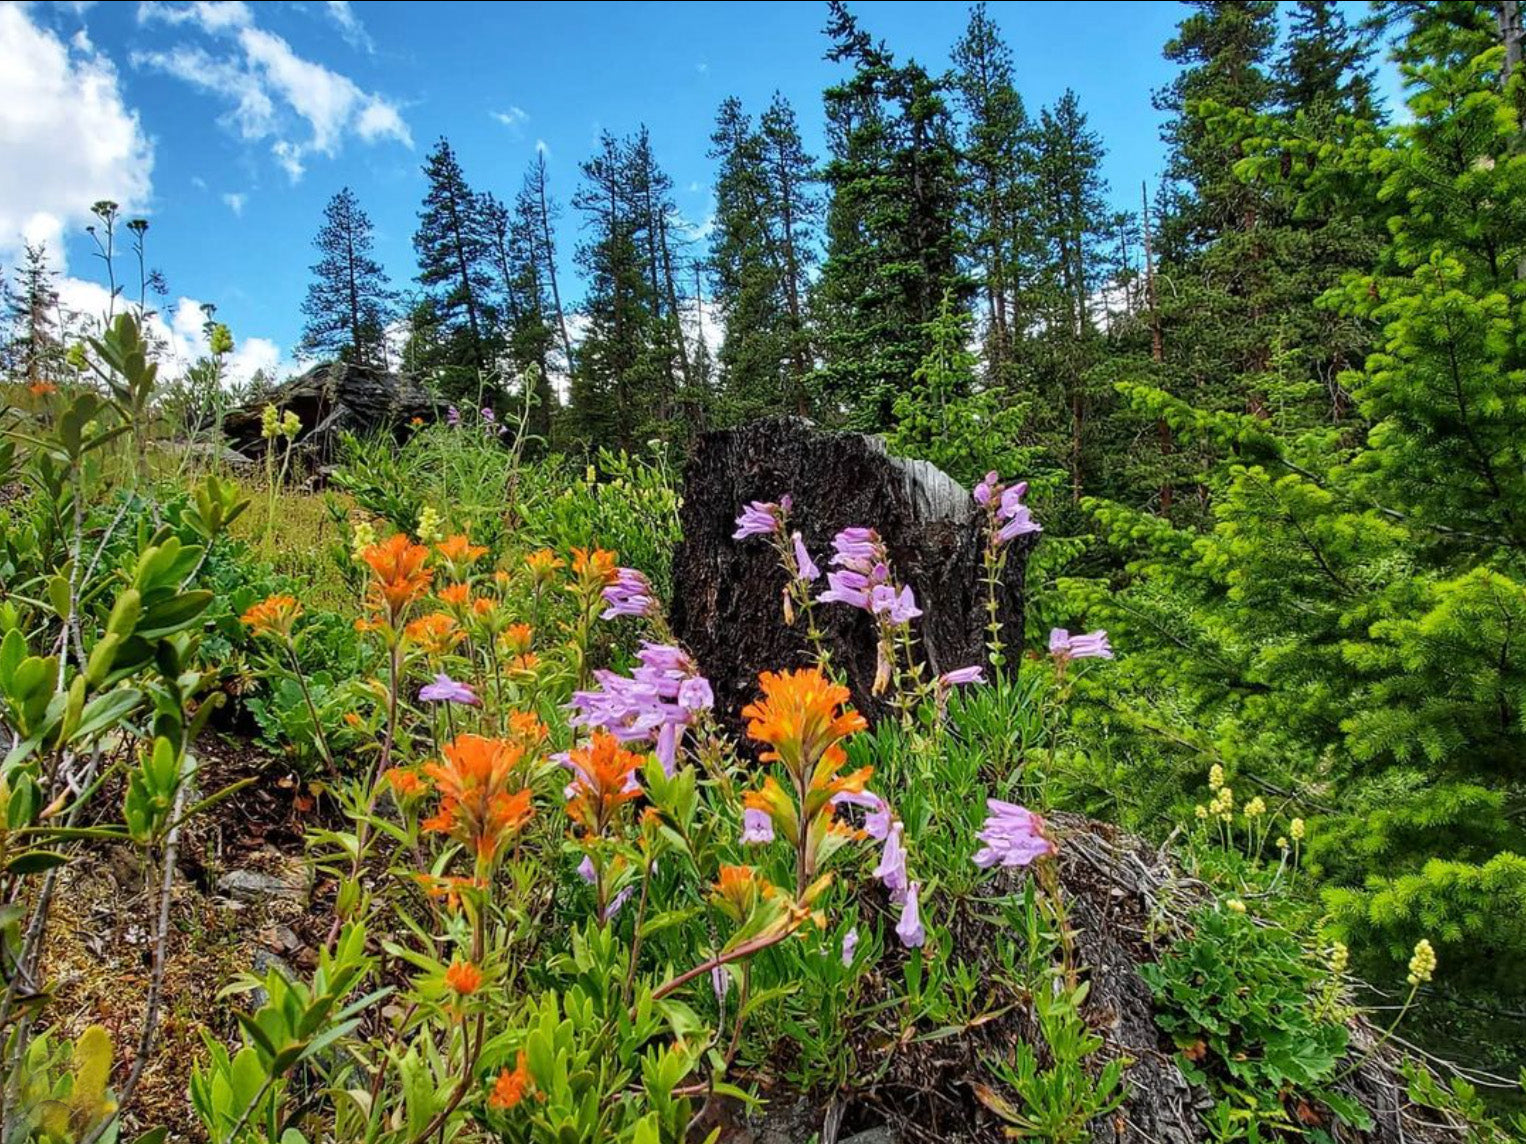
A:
670;417;1034;726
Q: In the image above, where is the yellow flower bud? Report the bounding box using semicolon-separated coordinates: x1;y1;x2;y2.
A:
1226;898;1246;914
1407;938;1436;985
1290;817;1305;841
1245;796;1266;818
261;404;280;439
1276;836;1288;850
1208;764;1225;792
416;506;443;544
1194;804;1208;820
1328;941;1349;975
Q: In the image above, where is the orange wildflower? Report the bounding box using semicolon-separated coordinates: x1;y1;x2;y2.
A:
570;547;618;587
410;416;425;427
240;594;303;640
488;1051;531;1111
564;731;644;833
404;612;462;656
416;873;485;910
472;597;495;617
436;534;488;566
500;623;533;655
524;549;564;585
423;735;534;864
385;768;427;797
438;583;473;607
28;381;58;396
360;534;433;621
508;653;539;676
493;569;513;587
713;864;766;921
344;712;364;729
743;668;866;780
444;959;483;996
506;711;547;747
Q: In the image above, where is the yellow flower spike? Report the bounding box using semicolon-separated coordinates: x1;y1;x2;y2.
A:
1407;938;1436;986
1226;898;1246;914
1290;817;1305;841
1208;763;1225;791
1328;941;1349;976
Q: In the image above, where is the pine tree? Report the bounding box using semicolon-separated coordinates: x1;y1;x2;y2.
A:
414;137;496;381
951;3;1036;381
708;94;819;421
524;151;576;378
814;1;967;430
570;132;662;448
1275;0;1378;119
7;244;64;386
299;187;396;368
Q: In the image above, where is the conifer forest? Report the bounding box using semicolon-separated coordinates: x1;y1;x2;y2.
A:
3;1;1526;1141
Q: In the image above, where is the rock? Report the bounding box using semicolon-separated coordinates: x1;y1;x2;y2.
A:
839;1130;898;1144
258;924;302;954
669;417;1033;727
159;439;255;470
217;864;309;905
223;360;436;462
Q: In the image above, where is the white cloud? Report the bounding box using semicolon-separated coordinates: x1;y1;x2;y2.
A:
222;191;247;215
491;106;529;134
0;4;153;255
53;279;284;388
323;1;374;53
134;1;410;181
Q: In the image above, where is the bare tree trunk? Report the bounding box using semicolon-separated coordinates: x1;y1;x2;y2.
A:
534;155;577;374
1142;183;1172;515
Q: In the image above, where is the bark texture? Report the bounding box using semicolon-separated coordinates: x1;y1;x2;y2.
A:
669;417;1033;727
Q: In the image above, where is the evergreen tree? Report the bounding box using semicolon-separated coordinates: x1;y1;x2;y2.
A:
707;94;818;420
814;1;967;430
298;187;396;368
951;3;1036;380
570;132;662;447
1275;0;1378;119
524;151;576;378
7;244;64;386
414;137;496;381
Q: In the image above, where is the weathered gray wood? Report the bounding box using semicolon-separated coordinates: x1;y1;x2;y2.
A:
223;361;435;460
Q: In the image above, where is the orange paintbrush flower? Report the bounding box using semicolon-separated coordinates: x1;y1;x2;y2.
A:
564;731;644;833
404;612;462;656
506;711;548;748
437;582;473;607
488;1051;532;1110
523;548;565;586
360;534;433;620
743;668;867;778
28;381;58;396
423;735;534;864
444;959;483;996
240;594;303;640
500;623;533;656
436;534;488;567
570;547;618;588
385;767;427;798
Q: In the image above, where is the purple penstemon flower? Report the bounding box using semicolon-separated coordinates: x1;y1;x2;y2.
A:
818;568;874;609
733;499;786;540
973;800;1057;869
576;855;597;884
895;882;926;949
419;673;480;706
568;641;714;776
841;926;859;967
602;566;659;620
870;583;922;624
938;665;986;689
792;531;820;582
874;821;909;902
446;405;461;427
602;885;634;923
711;964;730;1000
832;789;892;841
741;807;774;844
1049;628;1113;662
978;475;1042;545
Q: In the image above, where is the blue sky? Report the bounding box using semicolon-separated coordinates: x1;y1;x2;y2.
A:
6;1;1382;382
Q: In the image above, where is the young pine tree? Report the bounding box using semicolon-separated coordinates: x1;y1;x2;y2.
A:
298;187;396;368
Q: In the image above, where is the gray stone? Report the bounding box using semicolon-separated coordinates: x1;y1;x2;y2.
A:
217;866;308;904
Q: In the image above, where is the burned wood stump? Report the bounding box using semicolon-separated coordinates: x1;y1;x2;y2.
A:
669;417;1033;726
